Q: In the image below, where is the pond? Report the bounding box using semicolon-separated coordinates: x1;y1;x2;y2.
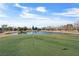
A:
20;31;64;35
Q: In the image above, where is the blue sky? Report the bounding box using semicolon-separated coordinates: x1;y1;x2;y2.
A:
0;3;79;27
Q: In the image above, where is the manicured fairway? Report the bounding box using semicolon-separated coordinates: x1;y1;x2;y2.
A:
0;34;79;56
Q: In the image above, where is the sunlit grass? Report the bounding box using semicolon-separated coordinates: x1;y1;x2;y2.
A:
0;34;79;55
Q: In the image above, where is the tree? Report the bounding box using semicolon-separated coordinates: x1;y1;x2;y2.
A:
14;28;17;31
34;27;38;30
66;24;73;31
1;25;7;32
0;28;2;33
74;22;79;32
32;26;35;30
23;27;28;31
17;27;23;34
7;27;13;31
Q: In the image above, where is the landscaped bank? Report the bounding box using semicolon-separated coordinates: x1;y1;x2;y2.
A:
0;34;79;56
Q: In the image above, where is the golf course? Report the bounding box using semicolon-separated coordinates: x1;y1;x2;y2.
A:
0;33;79;56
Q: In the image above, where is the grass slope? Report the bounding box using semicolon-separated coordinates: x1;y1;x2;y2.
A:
0;34;79;56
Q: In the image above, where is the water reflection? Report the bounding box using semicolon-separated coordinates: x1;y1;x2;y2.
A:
21;31;63;35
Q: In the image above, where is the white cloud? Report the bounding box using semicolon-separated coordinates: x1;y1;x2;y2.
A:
52;8;79;17
15;3;33;13
25;17;74;27
0;4;8;17
0;15;7;17
0;19;9;27
0;9;4;14
0;10;7;17
0;4;6;9
9;5;77;27
20;13;37;19
19;10;74;27
20;8;48;20
15;3;26;9
20;11;50;20
36;6;47;12
15;4;47;13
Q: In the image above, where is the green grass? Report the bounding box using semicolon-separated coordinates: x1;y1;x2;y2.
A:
0;34;79;56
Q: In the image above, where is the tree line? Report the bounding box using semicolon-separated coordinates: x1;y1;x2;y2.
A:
0;21;79;33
